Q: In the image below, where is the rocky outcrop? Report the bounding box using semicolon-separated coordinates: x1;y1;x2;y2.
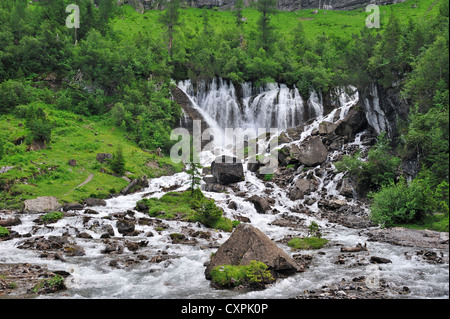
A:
23;196;61;213
211;155;244;185
205;224;299;279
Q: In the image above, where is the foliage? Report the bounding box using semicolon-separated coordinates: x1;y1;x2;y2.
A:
287;236;329;250
109;145;126;176
0;226;10;237
40;211;64;223
25;104;53;144
306;221;322;238
32;274;65;294
186;160;202;195
138;190;235;231
210;260;275;288
369;176;449;228
335;133;401;192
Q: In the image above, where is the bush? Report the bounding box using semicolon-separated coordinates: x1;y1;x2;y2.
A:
109;145;126;176
0;226;10;237
210;260;275;288
0;80;32;113
288;236;329;250
40;211;64;224
369;176;447;228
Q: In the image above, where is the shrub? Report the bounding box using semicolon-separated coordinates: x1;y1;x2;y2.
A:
368;176;446;228
288;236;329;250
0;80;32;113
40;211;64;223
0;226;10;237
210;260;275;288
109;145;126;176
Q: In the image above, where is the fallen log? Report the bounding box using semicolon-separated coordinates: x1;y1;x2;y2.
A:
341;243;367;252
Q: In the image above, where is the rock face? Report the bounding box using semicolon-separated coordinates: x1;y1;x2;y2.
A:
205;224;299;279
125;0;406;12
23;196;61;213
211;155;244;185
298;136;328;167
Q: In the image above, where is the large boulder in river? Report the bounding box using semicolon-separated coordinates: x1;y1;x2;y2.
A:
245;195;271;214
298;136;328;167
289;178;319;201
211;155;244;185
23;196;61;213
205;224;299;279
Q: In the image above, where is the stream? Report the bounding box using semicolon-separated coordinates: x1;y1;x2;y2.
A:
0;80;448;299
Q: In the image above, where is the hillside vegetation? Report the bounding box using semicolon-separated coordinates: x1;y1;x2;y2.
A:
0;0;448;231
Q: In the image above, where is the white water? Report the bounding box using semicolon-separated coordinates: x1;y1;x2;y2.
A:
0;80;448;299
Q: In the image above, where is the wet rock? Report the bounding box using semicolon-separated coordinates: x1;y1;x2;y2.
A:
211;155;244;185
84;198;107;207
205;224;300;280
298;136;328;167
289;177;319;201
370;256;392;264
245;195;271;214
121;175;149;195
366;227;449;249
23;196;61;213
335;107;368;137
62;203;84;211
116;220;135;235
319;121;337;134
0;216;21;227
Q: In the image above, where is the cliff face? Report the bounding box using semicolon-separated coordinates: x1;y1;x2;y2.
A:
125;0;406;11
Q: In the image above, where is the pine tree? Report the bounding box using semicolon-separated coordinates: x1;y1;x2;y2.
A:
186;160;202;196
158;0;181;56
110;145;126;176
256;0;278;52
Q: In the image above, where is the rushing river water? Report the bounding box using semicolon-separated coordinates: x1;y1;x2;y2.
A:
0;80;448;299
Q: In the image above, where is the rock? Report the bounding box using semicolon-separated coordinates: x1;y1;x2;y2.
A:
68;159;77;167
335;107;368;137
319;121;337;134
0;217;21;227
339;178;354;197
96;153;112;163
116;220;135;235
121;176;149;195
0;166;14;174
370;256;392;264
366;227;449;249
23;196;61;213
298;136;328;167
289;178;319;200
84;198;107;207
211;155;244;185
201;182;229;193
205;224;299;279
62;203;84;211
245;195;271;214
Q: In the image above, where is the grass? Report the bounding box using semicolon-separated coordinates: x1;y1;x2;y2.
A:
112;0;442;44
0;102;184;209
210;260;275;288
137;190;236;231
288;236;329;250
396;213;449;232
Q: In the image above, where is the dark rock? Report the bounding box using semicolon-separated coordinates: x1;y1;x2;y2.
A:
68;159;77;167
289;178;319;200
370;256;392;264
211;155;244;185
116;220;135;235
96;153;112;163
335;107;368;137
0;217;21;227
62;203;84;211
205;224;299;279
84;198;107;207
245;195;271;214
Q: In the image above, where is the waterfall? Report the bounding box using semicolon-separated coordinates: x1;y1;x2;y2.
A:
177;78;309;133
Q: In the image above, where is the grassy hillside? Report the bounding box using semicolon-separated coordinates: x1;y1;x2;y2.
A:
0;102;183;209
112;0;441;42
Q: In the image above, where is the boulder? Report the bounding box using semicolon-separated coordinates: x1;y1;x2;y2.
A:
68;159;77;167
211;155;244;185
23;196;61;213
96;153;112;163
116;220;135;235
205;224;299;279
121;175;149;195
245;195;271;214
289;178;319;201
62;203;84;211
335;107;368;137
84;198;107;207
318;121;337;135
298;136;328;167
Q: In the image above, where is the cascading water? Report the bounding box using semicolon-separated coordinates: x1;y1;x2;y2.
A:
0;79;448;299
